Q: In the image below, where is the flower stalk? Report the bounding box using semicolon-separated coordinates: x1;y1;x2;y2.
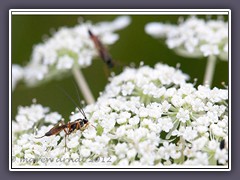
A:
72;66;95;104
203;55;217;87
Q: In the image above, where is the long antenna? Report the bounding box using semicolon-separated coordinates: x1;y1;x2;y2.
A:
57;85;86;119
72;80;87;119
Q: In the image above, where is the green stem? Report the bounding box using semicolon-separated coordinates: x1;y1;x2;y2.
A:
208;153;217;165
203;55;217;87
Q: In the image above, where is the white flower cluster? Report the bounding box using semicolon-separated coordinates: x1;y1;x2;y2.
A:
12;104;61;140
12;64;24;91
145;16;228;60
13;16;131;88
12;63;228;167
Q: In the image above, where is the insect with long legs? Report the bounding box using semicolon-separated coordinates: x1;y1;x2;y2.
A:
88;29;114;68
35;85;95;149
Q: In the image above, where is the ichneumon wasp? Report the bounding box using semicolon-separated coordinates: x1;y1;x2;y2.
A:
35;84;95;150
88;29;114;68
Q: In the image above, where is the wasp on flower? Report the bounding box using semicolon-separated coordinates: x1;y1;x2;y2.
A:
35;87;95;149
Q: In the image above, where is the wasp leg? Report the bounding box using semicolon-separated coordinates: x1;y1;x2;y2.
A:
90;123;96;129
85;122;96;130
63;124;71;152
80;122;93;131
64;134;68;152
76;122;81;130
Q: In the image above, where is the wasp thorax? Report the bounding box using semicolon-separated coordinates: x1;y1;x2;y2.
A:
80;121;84;127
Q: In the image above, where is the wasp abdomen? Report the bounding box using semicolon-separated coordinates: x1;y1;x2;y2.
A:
44;125;67;136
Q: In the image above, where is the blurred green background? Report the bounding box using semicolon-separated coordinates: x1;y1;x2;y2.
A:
12;15;228;118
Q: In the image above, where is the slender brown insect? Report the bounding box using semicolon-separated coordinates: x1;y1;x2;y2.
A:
35;85;95;149
35;115;90;149
88;29;114;68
